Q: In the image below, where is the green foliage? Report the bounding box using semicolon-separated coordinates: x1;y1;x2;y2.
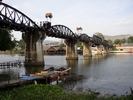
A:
0;28;16;51
94;32;104;39
114;39;121;44
18;39;25;50
0;84;132;100
128;36;133;43
127;38;131;43
60;43;65;47
107;39;113;44
120;38;126;44
77;41;83;50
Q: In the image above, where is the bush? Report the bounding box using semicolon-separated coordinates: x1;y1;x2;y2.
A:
0;84;132;100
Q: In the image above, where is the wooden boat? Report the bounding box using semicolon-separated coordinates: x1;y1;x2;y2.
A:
21;67;71;82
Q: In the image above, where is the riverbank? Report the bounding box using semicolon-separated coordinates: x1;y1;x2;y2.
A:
110;50;133;53
0;84;132;100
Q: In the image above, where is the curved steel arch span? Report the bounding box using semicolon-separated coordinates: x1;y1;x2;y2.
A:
47;24;78;40
0;2;40;32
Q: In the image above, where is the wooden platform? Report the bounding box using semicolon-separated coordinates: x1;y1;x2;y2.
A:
0;67;71;89
0;60;24;69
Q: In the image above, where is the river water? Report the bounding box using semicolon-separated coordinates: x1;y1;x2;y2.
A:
0;53;133;96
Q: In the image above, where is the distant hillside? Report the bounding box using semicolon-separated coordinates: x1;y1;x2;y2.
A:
104;34;132;42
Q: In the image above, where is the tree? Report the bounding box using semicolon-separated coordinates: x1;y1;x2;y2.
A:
127;38;131;43
94;32;104;40
77;41;83;50
114;39;121;44
0;28;16;51
60;43;65;47
18;39;25;50
120;38;126;44
128;36;133;43
107;39;113;44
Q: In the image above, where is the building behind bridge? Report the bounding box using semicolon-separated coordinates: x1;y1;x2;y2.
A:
43;41;82;55
114;43;133;53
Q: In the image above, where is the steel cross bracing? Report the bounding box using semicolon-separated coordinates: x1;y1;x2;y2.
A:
0;2;112;47
102;40;109;46
92;35;103;46
0;2;40;32
46;25;78;40
79;33;92;43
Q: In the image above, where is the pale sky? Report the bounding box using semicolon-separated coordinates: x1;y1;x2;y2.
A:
3;0;133;41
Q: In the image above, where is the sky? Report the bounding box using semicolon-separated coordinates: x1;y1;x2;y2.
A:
2;0;133;41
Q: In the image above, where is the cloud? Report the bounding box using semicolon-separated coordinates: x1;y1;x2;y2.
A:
114;18;133;26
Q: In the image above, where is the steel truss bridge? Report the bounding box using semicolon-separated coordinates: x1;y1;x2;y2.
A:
0;2;112;47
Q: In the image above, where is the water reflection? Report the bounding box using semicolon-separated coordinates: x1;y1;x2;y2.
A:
94;55;104;63
25;65;44;74
83;58;92;67
66;59;78;68
0;67;22;82
1;54;133;96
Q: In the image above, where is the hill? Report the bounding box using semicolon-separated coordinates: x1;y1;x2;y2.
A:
104;34;132;42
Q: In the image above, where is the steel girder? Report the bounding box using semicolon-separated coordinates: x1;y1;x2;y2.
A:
79;33;92;43
92;35;103;45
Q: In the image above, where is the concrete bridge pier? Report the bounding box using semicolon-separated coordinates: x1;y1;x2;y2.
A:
64;39;78;60
103;46;109;54
82;42;92;59
95;45;103;55
22;31;46;66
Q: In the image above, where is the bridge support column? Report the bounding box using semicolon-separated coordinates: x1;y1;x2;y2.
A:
22;31;46;66
95;45;103;55
64;39;78;60
82;42;92;59
103;46;109;54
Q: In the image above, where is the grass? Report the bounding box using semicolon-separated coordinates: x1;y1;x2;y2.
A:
0;84;132;100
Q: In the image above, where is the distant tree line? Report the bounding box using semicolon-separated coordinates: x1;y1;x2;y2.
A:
107;36;133;45
94;32;133;45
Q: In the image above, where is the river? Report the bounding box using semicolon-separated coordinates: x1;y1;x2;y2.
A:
0;53;133;96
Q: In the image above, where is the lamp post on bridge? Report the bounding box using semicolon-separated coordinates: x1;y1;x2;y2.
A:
45;13;53;22
76;27;83;36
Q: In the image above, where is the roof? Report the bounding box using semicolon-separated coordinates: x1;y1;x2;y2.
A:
43;46;66;51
